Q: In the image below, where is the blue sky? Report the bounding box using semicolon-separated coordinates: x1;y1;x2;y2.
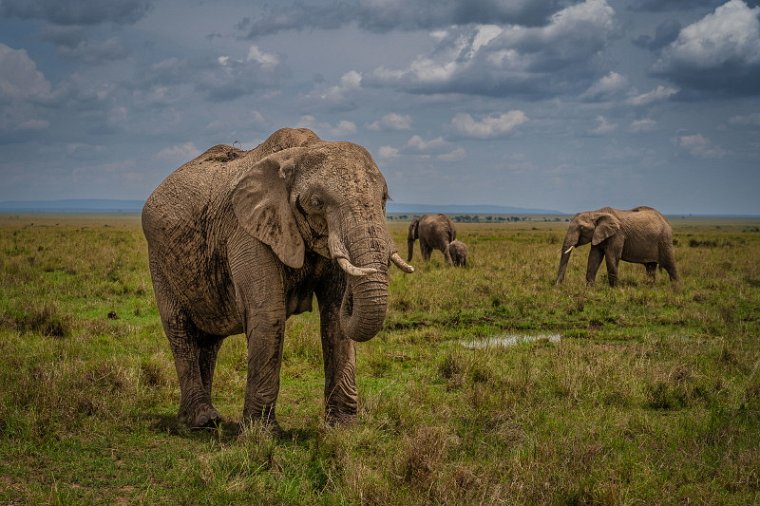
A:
1;0;759;214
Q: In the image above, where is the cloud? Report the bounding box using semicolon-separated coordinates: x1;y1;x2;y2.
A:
407;135;447;151
367;112;413;131
632;19;682;50
196;46;286;101
629;118;658;132
0;44;52;102
589;115;617;135
237;0;575;38
303;71;362;110
626;85;679;105
437;147;466;162
581;71;629;100
155;142;201;161
0;0;153;25
451;111;528;138
653;0;760;94
368;0;617;96
728;112;760;126
378;146;400;159
676;133;727;157
628;0;727;12
297;115;357;137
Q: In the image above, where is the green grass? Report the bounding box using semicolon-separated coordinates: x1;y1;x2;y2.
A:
0;214;758;504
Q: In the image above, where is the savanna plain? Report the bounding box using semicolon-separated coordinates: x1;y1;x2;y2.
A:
0;214;758;505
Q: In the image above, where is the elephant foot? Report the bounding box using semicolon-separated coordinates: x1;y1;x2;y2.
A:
179;404;222;429
325;405;357;427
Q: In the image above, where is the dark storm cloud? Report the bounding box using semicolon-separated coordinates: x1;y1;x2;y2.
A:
0;0;153;25
368;0;617;97
632;19;681;51
237;0;579;38
652;0;760;95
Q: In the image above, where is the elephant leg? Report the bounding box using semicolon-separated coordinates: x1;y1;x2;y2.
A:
316;268;358;426
645;262;657;284
150;265;219;428
231;250;287;430
421;241;432;261
661;247;680;283
585;247;604;285
443;242;453;265
198;334;223;399
605;252;620;287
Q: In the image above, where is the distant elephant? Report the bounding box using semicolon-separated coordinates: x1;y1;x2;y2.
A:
447;240;468;267
142;128;414;430
407;214;457;264
555;206;679;287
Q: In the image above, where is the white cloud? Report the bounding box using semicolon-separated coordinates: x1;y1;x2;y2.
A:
378;146;399;159
438;147;466;162
582;71;628;100
367;112;412;131
407;135;447;150
589;115;617;135
156;142;201;160
629;118;657;133
246;45;279;68
306;70;363;109
369;0;617;96
653;0;760;93
297;115;357;137
0;43;52;101
728;112;760;126
676;133;727;158
451;111;528;138
626;85;678;106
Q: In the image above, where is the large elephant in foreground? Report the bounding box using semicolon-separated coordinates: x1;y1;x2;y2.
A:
407;213;457;264
555;206;679;287
142;128;414;430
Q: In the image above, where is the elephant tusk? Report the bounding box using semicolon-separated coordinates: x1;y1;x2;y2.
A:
564;245;574;255
337;257;378;277
390;252;414;273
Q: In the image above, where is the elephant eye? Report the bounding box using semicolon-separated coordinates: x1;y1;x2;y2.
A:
310;195;324;210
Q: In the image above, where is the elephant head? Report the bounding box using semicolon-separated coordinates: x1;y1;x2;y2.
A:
555;210;621;284
231;141;413;342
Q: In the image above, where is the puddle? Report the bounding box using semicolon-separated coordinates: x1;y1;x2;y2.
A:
461;334;561;349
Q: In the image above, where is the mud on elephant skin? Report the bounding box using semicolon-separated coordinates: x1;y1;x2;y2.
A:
555;206;679;287
142;128;414;430
407;213;458;265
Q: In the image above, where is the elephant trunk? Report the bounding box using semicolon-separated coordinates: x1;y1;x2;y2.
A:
407;238;415;262
555;232;578;285
330;218;389;343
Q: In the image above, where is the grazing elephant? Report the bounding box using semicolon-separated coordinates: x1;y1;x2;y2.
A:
555;206;679;287
142;128;414;430
447;240;468;267
407;214;457;264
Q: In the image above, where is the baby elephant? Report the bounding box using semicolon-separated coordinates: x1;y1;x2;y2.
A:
446;240;468;267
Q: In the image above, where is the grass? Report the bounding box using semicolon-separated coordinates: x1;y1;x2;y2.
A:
0;214;758;504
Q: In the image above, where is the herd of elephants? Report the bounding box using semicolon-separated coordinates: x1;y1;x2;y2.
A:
141;128;680;430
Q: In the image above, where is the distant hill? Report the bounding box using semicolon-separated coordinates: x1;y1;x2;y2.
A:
0;199;564;215
386;202;563;215
0;199;144;213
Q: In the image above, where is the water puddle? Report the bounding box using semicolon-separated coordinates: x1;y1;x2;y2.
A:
461;334;561;349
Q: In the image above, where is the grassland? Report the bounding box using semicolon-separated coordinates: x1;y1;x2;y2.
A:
0;214;758;505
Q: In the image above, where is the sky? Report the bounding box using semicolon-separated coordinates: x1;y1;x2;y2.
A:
1;0;760;215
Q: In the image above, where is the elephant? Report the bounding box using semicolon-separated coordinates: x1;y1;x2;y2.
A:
447;240;468;267
407;214;457;265
142;128;414;430
555;206;679;287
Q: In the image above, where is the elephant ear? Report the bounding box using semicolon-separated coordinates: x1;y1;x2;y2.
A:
592;213;621;246
231;149;306;269
408;219;419;241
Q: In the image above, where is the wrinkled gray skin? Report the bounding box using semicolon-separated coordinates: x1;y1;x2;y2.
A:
447;240;468;267
555;206;679;287
142;128;414;430
407;214;457;265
